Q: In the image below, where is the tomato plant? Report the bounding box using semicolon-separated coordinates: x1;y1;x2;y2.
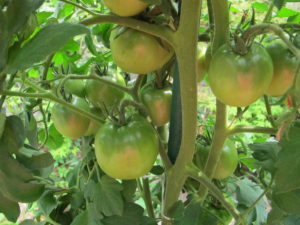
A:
94;115;159;180
52;97;91;139
208;43;273;107
103;0;148;17
264;39;297;96
110;27;174;74
1;1;300;225
140;84;172;126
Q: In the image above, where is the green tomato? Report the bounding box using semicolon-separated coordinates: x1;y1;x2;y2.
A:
208;43;273;107
52;97;90;139
110;27;174;74
265;40;297;96
103;0;148;17
84;107;105;136
94;115;159;180
140;84;172;127
85;73;126;109
64;79;86;98
194;140;238;180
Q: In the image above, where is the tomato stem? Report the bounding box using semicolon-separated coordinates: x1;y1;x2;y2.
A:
263;95;277;128
81;15;176;48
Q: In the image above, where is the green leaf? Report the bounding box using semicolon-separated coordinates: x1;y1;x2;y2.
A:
274;0;286;10
19;220;46;225
6;23;89;73
0;11;9;72
251;2;268;12
141;216;157;225
102;203;144;225
85;176;124;217
17;148;54;170
71;211;89;225
24;112;38;148
0;116;25;155
39;124;64;150
176;202;219;225
248;142;280;173
37;191;57;216
93;23;114;49
272;189;300;214
236;178;268;225
276;7;299;17
275;122;300;193
121;180;137;202
0;190;20;222
5;0;44;35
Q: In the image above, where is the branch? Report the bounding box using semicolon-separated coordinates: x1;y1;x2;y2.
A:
186;164;242;223
242;24;300;59
81;15;175;47
228;125;277;136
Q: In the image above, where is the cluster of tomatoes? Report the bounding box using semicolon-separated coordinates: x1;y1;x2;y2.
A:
51;0;175;180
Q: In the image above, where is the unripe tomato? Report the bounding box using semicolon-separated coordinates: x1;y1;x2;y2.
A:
85;73;126;109
265;40;297;96
208;43;273;107
140;85;172;127
94;115;159;180
103;0;148;17
84;107;105;136
52;97;90;139
64;79;86;98
110;27;174;74
194;140;238;179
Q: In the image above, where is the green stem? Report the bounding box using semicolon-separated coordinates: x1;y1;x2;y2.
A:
242;24;300;59
14;79;105;123
143;178;156;218
59;0;98;16
186;164;241;223
228;125;277;136
263;95;276;128
198;0;230;202
81;15;175;47
163;1;202;221
263;2;274;23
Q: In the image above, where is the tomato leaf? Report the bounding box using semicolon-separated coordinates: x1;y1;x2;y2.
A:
169;201;220;225
37;191;57;216
85;176;124;217
0;112;6;139
0;116;25;155
5;0;44;35
168;60;182;163
275;122;300;193
0;190;20;222
0;11;9;72
248;142;280;174
235;178;268;225
121;180;137;202
38;124;64;150
6;23;90;73
102;202;144;225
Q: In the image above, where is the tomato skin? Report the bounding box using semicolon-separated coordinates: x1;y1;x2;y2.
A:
103;0;148;17
52;97;90;139
194;141;238;179
265;40;297;96
64;80;86;98
85;73;125;109
110;27;174;74
94;115;159;180
84;107;105;136
208;43;273;107
140;85;172;127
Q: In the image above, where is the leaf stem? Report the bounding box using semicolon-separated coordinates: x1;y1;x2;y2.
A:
59;0;99;16
143;178;156;218
263;95;276;128
228;125;277;136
